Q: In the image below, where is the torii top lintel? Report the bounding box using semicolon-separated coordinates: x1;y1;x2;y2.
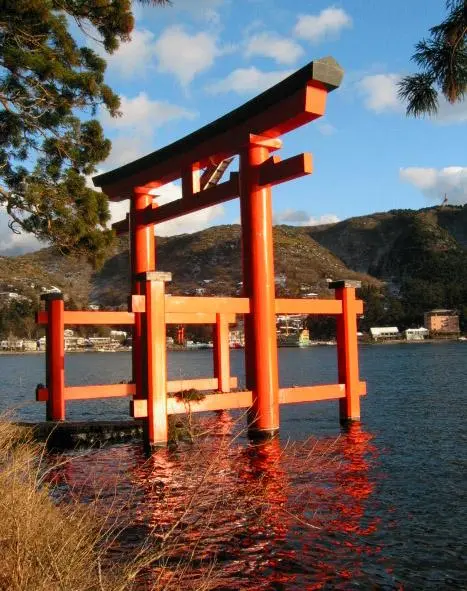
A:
93;57;343;202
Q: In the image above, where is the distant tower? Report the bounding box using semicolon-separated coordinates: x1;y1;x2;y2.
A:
441;193;448;206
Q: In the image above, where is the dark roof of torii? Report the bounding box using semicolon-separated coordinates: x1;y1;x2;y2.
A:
93;56;343;196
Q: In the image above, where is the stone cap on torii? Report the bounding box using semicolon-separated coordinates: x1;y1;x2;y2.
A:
93;56;343;202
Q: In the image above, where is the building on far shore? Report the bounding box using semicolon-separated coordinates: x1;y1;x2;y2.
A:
405;327;429;341
424;309;460;337
370;327;400;341
229;320;245;348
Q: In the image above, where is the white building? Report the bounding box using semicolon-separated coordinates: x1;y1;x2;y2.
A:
110;330;127;339
370;327;400;341
0;292;28;302
405;327;429;341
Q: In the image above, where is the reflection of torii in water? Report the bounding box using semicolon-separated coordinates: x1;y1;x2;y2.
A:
441;193;448;206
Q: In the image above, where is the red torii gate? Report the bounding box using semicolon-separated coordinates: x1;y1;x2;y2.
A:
36;57;366;449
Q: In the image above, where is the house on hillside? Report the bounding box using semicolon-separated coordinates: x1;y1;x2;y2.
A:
0;292;29;303
370;327;400;341
424;309;460;337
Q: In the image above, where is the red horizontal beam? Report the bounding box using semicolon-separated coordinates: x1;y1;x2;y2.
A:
141;173;239;226
36;377;238;402
37;297;362;328
66;384;135;400
275;298;364;315
132;390;254;418
166;312;237;325
35;383;135;401
131;381;367;418
165;296;250;315
37;310;239;326
36;310;135;325
97;84;328;199
167;377;238;393
131;295;237;324
259;153;312;187
279;381;366;404
275;298;341;315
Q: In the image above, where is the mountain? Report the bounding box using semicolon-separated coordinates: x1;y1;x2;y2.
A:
92;225;379;307
2;204;467;337
309;205;467;281
309;205;467;328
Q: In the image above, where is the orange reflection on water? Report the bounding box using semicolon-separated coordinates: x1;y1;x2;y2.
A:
50;418;390;590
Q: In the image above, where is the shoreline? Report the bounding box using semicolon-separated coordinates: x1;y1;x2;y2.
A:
0;337;464;356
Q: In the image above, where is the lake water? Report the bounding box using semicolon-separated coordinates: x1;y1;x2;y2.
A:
0;343;466;589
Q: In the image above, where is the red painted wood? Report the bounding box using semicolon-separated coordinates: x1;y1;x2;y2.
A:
213;314;231;392
336;286;362;422
259;153;312;187
240;138;279;434
46;298;65;421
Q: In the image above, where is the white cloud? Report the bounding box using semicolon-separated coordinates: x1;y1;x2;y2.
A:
104;29;157;78
108;183;225;237
102;92;196;134
103;136;152;170
100;93;196;169
357;72;467;123
0;208;42;256
154;25;221;85
170;0;224;24
400;167;467;204
317;121;337;135
207;66;293;94
294;7;352;44
435;98;467;124
244;32;304;65
274;209;340;226
358;73;403;113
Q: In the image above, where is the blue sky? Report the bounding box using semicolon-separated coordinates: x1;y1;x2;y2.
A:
1;0;466;253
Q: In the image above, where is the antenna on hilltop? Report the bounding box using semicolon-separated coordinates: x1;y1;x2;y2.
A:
441;193;448;206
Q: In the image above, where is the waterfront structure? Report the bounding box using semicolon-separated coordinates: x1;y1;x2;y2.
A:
277;328;311;347
370;327;400;341
1;339;37;351
35;57;366;449
229;322;245;348
405;328;429;341
424;309;460;336
276;314;311;347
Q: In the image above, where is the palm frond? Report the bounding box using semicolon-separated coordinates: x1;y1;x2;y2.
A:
398;74;439;117
403;0;466;115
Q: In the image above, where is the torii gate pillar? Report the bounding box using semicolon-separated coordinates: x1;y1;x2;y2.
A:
131;187;156;400
240;137;280;437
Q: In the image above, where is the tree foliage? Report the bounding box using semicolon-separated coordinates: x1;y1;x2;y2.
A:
0;0;169;265
399;0;467;116
0;298;39;339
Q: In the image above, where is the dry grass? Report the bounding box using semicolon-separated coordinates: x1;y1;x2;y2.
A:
0;418;228;590
0;415;345;590
0;420;123;590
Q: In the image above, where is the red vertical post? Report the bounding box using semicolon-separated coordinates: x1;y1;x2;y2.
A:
331;280;362;424
213;313;231;392
240;136;280;437
130;187;156;400
41;293;65;421
141;271;171;448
